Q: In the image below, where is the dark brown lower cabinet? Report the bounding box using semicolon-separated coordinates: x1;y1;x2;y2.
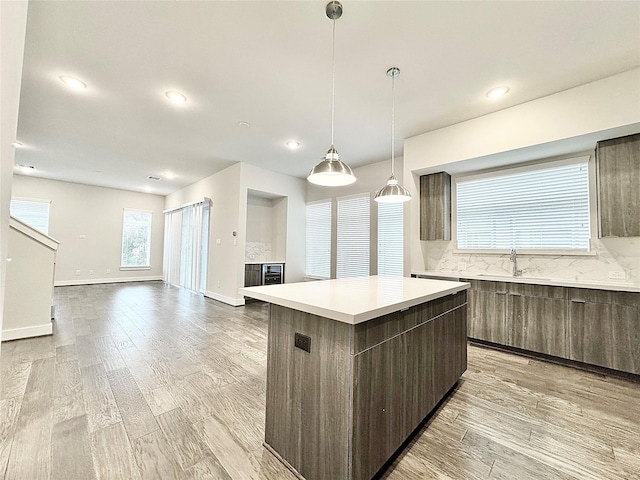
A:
465;279;639;375
510;292;567;357
265;293;468;480
467;281;508;344
568;293;640;374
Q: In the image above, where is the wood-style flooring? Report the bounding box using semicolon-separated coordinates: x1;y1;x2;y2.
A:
1;281;639;479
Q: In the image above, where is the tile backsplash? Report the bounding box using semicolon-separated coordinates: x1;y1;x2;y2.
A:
422;237;639;285
245;241;272;262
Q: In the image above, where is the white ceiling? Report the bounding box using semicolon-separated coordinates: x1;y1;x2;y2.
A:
14;0;640;196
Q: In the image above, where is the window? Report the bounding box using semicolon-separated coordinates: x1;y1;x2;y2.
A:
455;158;590;251
10;198;50;234
121;209;152;267
337;194;370;278
305;201;332;279
378;202;403;276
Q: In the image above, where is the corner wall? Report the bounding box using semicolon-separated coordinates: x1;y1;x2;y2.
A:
11;176;165;285
165;162;307;306
0;1;29;344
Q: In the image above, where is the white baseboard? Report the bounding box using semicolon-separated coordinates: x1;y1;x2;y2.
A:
55;275;162;287
2;323;53;341
204;290;245;306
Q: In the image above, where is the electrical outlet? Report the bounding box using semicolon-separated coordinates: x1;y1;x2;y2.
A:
79;234;87;239
216;238;221;245
608;271;626;280
106;268;111;274
75;270;81;276
457;262;467;271
294;332;311;353
217;280;221;288
89;269;94;275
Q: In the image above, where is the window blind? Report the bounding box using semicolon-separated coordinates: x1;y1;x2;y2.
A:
337;194;370;278
10;198;50;235
306;201;331;278
378;202;404;276
456;160;590;250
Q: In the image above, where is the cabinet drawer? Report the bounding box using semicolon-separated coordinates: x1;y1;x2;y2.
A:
568;288;640;306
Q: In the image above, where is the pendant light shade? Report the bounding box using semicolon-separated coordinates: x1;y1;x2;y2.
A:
375;67;411;203
307;1;356;187
308;147;356;186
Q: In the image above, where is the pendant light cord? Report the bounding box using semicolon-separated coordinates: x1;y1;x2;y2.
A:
330;16;336;149
391;72;395;176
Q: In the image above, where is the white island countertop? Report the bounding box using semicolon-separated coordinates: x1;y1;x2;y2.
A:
239;275;469;324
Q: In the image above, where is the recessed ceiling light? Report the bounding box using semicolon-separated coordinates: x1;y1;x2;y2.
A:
12;141;23;148
165;91;187;103
59;75;87;90
146;175;161;181
286;140;301;150
162;171;176;179
14;164;36;173
238;121;250;128
486;86;510;99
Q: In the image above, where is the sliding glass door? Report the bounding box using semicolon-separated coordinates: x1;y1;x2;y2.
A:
163;199;210;293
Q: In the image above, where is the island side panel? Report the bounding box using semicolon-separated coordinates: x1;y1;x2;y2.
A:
351;292;467;480
265;304;353;480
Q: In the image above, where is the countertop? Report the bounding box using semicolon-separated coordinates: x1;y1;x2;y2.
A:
412;271;640;293
244;261;285;265
239;275;469;324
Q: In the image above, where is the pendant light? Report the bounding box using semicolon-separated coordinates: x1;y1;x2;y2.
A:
374;67;411;203
307;1;356;187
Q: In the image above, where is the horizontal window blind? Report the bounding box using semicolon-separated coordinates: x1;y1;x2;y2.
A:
10;198;50;234
306;201;331;278
337;194;370;278
378;202;403;276
456;161;590;250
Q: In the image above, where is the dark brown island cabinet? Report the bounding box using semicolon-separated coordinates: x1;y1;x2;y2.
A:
240;276;469;480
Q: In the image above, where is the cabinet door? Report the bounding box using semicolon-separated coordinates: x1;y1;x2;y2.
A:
509;293;567;357
469;286;508;344
419;172;451;241
568;299;614;369
597;133;640;237
244;264;262;287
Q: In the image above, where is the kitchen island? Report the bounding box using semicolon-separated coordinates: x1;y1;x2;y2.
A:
240;276;470;480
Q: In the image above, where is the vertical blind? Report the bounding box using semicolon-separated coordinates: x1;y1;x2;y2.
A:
378;202;403;276
456;160;590;250
337;194;370;278
305;201;331;279
163;200;210;292
10;198;50;234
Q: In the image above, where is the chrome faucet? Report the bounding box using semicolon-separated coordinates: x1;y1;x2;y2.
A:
510;248;523;277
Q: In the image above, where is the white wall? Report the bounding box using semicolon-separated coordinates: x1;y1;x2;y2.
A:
3;224;57;340
0;1;29;345
11;176;165;285
404;69;640;284
165;161;306;306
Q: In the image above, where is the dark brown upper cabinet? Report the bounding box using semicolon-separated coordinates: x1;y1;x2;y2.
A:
420;172;451;241
597;133;640;237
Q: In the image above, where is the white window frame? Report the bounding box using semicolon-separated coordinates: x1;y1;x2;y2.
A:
10;197;51;235
377;201;404;276
305;199;332;280
336;192;371;278
452;155;594;255
120;208;153;270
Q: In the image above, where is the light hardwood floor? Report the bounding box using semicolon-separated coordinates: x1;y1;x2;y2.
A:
1;281;639;479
